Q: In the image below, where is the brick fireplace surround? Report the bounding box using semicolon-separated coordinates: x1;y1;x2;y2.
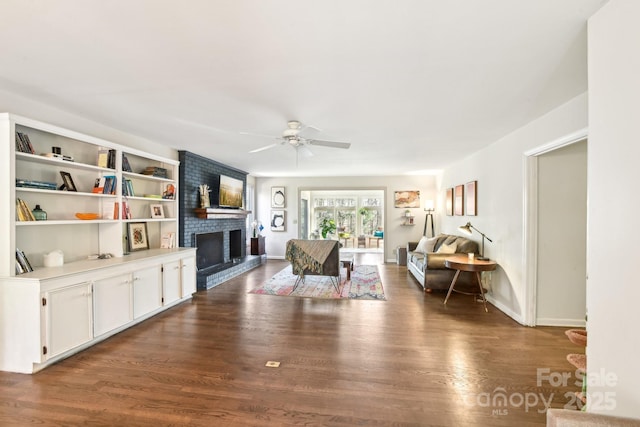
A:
178;151;264;290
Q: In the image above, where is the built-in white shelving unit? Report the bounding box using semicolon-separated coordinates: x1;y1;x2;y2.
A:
0;113;196;374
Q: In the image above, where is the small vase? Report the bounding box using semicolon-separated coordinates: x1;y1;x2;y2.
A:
32;204;47;221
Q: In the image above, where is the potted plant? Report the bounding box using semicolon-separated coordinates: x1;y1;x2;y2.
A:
319;217;336;239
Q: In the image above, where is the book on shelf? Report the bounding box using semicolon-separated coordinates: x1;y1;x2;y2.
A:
122;201;132;219
97;148;110;168
107;149;116;169
16;198;36;221
122;178;135;197
122;154;132;172
15;258;24;275
161;232;176;249
15;248;33;273
92;177;106;193
102;201;119;220
16;179;57;190
141;166;168;178
92;176;117;194
103;175;117;195
15;131;35;154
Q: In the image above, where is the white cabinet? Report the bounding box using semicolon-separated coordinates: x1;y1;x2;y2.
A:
42;282;93;360
93;273;133;337
133;265;162;318
162;260;182;306
181;256;196;297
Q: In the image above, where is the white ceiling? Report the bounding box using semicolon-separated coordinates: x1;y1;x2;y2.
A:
0;0;607;177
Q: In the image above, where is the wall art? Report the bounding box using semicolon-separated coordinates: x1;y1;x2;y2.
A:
271;186;286;208
394;190;420;208
270;210;286;231
466;180;477;216
454;184;464;216
446;188;453;216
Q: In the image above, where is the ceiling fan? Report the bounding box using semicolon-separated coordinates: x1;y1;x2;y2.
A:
244;120;351;154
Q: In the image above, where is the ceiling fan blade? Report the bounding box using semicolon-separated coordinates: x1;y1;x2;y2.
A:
307;139;351;149
298;124;323;139
249;142;280;153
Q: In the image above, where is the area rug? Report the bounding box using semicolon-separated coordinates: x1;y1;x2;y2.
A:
250;264;386;300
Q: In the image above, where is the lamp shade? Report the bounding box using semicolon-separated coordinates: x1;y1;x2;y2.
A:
459;222;473;235
424;200;434;211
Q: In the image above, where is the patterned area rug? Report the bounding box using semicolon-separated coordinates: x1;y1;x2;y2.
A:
250;264;386;300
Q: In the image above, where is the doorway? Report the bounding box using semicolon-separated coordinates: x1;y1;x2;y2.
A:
298;188;385;257
523;130;587;326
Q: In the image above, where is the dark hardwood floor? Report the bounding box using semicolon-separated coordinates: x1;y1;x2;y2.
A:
0;255;581;426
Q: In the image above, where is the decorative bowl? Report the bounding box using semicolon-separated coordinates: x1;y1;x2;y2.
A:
75;213;100;220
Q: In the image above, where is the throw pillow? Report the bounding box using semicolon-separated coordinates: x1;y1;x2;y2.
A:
415;236;438;253
436;242;457;254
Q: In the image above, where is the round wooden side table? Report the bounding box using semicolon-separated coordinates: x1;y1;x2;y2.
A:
444;254;497;312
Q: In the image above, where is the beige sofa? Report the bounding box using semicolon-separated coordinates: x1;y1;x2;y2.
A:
407;234;479;292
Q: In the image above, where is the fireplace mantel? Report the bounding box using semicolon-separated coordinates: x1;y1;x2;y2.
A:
195;208;251;219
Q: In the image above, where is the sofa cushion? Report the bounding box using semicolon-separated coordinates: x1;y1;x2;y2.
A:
409;252;426;271
436;242;457;254
415;236;438;253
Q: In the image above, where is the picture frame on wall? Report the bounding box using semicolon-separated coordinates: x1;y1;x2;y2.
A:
127;222;149;251
270;210;286;231
271;186;286;208
466;180;477;216
446;188;454;216
454;184;464;216
394;190;420;208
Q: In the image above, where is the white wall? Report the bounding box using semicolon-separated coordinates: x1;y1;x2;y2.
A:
587;0;640;417
254;175;437;262
439;92;588;323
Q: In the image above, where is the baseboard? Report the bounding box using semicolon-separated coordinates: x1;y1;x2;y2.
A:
485;295;525;325
535;317;586;327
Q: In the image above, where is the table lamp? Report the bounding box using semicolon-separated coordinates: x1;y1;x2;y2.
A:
458;222;492;260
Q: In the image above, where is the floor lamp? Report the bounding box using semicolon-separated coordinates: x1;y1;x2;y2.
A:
423;200;435;237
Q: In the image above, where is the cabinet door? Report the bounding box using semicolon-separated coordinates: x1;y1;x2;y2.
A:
93;273;133;337
43;282;93;360
162;260;181;305
181;256;196;298
133;265;162;318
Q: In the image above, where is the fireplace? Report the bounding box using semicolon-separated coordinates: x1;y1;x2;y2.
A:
195;231;224;271
229;229;242;261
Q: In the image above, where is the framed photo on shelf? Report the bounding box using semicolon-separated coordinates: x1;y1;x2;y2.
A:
59;171;77;191
271;187;286;208
270;210;285;231
454;184;464;216
446;188;454;216
466;180;477;216
150;204;165;219
127;222;149;252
